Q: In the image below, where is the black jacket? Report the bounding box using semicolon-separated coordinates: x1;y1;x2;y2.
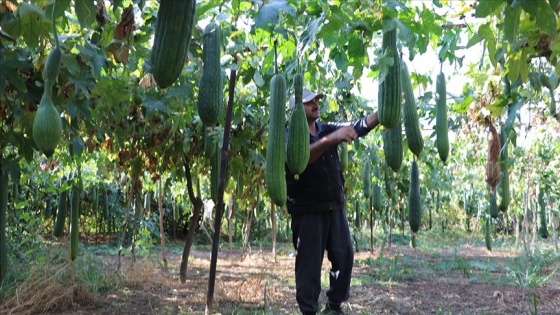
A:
286;117;373;214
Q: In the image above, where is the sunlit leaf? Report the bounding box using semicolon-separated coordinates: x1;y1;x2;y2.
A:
253;71;265;87
14;3;51;50
252;0;295;33
474;0;505;18
536;1;556;37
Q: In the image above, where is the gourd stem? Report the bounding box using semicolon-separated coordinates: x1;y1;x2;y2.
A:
273;40;278;75
51;0;59;48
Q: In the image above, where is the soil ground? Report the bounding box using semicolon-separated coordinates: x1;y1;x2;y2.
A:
43;238;560;315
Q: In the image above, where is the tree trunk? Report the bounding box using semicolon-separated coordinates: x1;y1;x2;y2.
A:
117;195;131;272
242;202;254;255
514;215;520;246
228;195;234;250
531;199;538;253
0;162;8;284
469;199;481;244
522;188;529;255
369;196;374;254
271;202;277;262
206;66;237;315
158;178;168;272
550;206;558;255
179;157;203;283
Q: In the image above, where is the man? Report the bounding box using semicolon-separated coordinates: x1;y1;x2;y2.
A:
286;89;379;315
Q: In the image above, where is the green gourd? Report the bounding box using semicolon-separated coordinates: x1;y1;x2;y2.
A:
53;180;68;237
538;188;549;239
408;160;421;233
363;162;371;198
382;121;403;173
401;61;424;157
372;165;382;212
287;73;310;177
435;71;449;163
70;186;80;261
484;218;492;251
339;142;348;173
33;89;62;158
265;73;287;207
378;25;401;129
197;22;223;126
150;0;197;88
489;192;498;219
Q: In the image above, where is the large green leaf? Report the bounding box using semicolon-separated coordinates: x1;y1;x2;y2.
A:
252;0;295;33
536;1;557;37
74;0;96;29
44;0;71;20
7;3;51;50
503;5;521;44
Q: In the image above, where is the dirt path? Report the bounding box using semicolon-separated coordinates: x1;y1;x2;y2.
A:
48;241;560;315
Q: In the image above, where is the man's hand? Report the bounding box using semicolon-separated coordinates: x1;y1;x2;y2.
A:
308;126;357;164
329;126;358;144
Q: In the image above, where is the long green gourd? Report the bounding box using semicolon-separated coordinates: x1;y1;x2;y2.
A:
408;160;421;233
435;70;449;163
266;72;287;207
378;24;401;129
401;60;424;157
383;121;403;173
363;162;371;198
33;6;62;158
70;186;80;261
287;72;310;178
53;179;68;237
197;22;223;126
150;0;197;88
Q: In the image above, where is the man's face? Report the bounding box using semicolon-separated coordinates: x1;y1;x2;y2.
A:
303;97;320;121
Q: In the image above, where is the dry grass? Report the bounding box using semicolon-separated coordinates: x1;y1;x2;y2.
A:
0;263;96;315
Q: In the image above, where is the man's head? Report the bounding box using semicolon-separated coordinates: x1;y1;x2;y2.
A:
289;89;325;109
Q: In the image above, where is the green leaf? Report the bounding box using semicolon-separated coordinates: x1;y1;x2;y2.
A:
487;35;497;67
252;0;295;33
519;52;529;82
15;3;51;50
467;23;492;48
75;0;97;29
348;35;366;60
508;51;521;83
536;1;556;37
519;0;538;16
253;71;265;87
475;0;505;18
503;5;521;44
70;136;85;158
44;0;71;20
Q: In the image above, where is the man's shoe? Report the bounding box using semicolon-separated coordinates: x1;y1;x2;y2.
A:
320;303;345;315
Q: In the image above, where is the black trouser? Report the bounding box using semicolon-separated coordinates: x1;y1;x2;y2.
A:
291;208;354;314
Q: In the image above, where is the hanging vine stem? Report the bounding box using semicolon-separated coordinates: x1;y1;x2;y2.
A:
273;39;278;75
51;0;59;48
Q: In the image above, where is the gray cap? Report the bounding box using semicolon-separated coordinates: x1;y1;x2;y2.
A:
289;89;325;109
